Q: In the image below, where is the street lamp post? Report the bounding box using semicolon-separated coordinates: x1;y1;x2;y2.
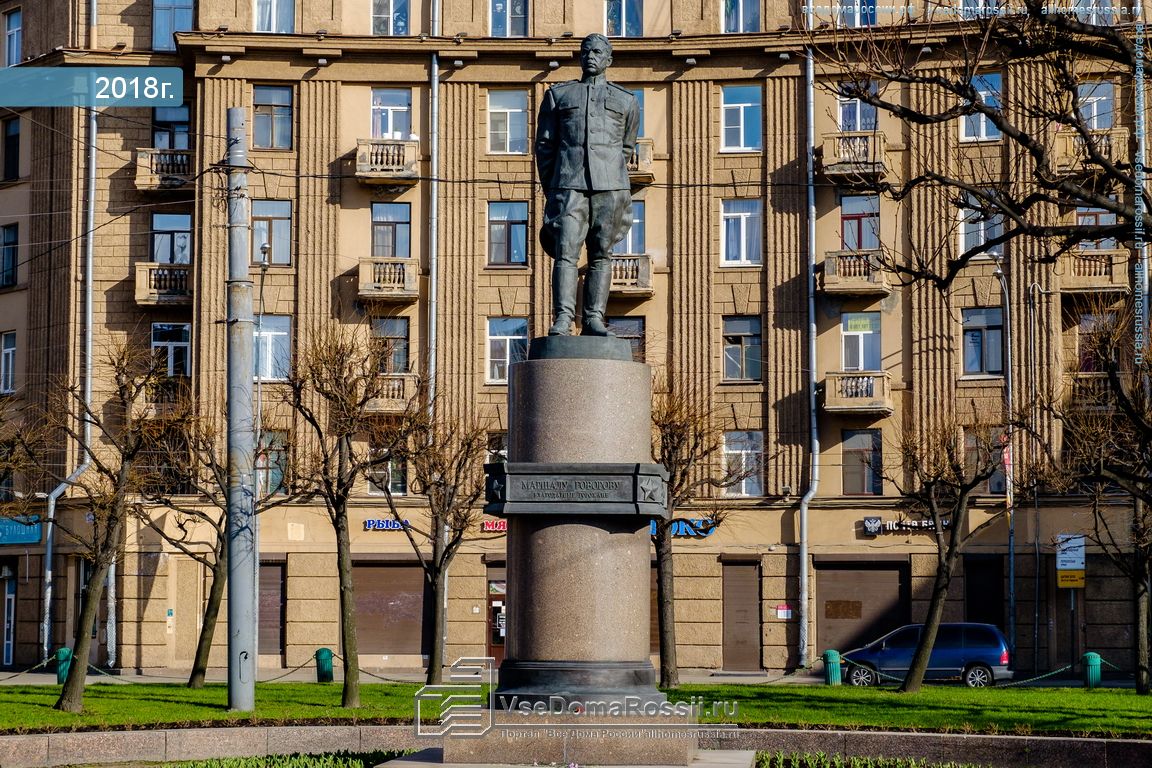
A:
994;260;1016;661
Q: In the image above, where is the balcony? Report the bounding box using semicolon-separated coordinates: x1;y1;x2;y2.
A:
134;376;191;420
609;253;653;297
135;148;194;191
1054;128;1129;175
354;139;420;186
1062;250;1128;292
820;132;889;181
824;371;894;416
628;138;655;186
822;250;890;296
358;256;420;302
366;373;419;412
1064;372;1115;411
135;263;192;306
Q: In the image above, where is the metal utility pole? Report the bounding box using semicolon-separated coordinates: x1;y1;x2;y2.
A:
226;107;257;712
994;261;1016;661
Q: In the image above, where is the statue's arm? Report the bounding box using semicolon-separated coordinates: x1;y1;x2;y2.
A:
621;95;639;166
535;88;558;193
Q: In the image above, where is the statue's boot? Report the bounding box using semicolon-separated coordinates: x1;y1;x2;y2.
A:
549;263;578;335
581;258;614;336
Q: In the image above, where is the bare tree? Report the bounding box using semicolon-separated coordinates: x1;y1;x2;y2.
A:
133;413;297;688
378;405;489;684
650;369;763;687
285;323;417;708
883;414;1009;692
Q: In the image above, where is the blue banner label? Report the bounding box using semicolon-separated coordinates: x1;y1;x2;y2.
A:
0;67;183;107
0;515;40;545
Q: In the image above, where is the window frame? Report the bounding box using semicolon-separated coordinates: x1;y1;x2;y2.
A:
371;202;412;260
720;199;763;266
838;0;875;27
606;0;643;37
960;73;1002;142
486;317;529;384
723;0;760;33
612;200;646;256
152;213;193;265
372;0;409;35
965;429;1007;495
252;85;293;150
841;312;881;372
371;88;412;140
1077;81;1114;130
152;0;195;51
961;307;1004;377
0;331;14;394
4;9;21;68
151;322;192;379
368;459;408;496
251;200;293;265
1077;205;1118;251
254;315;292;381
153;105;191;150
254;0;294;33
491;0;528;36
842;429;883;495
0;223;15;289
256;430;289;497
2;116;18;181
607;316;646;362
723;430;764;497
372;316;411;375
488;201;529;266
722;315;763;382
721;84;763;152
959;191;1005;258
837;82;878;132
487;90;529;154
840;194;880;251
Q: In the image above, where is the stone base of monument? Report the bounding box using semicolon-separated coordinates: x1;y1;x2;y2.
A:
387;747;755;768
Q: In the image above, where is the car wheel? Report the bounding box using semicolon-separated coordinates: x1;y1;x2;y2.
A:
847;664;877;686
963;664;994;688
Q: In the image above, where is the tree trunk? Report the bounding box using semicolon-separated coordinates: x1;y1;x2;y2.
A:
188;547;227;689
899;554;956;694
1135;549;1150;695
335;506;360;708
655;520;678;688
54;558;110;712
427;565;447;685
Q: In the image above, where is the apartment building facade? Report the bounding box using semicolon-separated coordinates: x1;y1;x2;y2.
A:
0;0;1140;676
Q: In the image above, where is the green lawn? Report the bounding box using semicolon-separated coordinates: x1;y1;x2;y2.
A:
0;682;1148;739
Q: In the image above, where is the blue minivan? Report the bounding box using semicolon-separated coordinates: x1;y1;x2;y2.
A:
840;623;1012;687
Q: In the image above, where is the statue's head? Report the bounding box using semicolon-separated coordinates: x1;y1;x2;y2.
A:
579;33;613;77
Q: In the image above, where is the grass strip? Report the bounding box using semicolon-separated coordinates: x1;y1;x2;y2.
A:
757;755;987;768
0;682;1147;739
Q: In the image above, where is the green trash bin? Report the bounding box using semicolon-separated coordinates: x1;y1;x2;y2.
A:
315;647;334;683
822;650;842;686
1083;652;1101;689
55;647;72;685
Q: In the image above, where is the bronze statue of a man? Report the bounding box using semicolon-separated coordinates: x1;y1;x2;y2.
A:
535;33;640;337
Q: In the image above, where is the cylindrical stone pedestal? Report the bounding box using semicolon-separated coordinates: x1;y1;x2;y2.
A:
497;336;664;705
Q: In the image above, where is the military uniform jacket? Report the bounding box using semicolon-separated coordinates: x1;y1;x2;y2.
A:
535;78;640;192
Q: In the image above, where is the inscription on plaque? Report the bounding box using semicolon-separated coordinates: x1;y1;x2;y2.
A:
514;477;630;502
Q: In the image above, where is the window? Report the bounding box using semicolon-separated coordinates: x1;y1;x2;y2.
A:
1077;205;1118;251
606;0;642;36
959;0;997;18
1077;312;1115;372
965;430;1007;495
255;315;291;380
841;313;881;371
371;88;412;139
488;91;528;154
721;199;762;265
723;431;764;497
607;316;645;362
488;202;528;266
1078;82;1114;130
962;308;1003;376
368;459;408;496
372;317;410;374
721;85;762;151
630;89;645;137
153;105;191;150
2;117;18;181
841;195;879;251
0;331;14;394
839;0;875;26
256;430;288;496
959;192;1004;257
487;317;528;383
724;0;760;32
372;0;409;35
152;323;191;378
838;82;878;131
152;213;192;264
372;202;411;259
252;200;292;265
492;0;528;36
4;10;21;67
842;429;882;495
254;0;294;33
722;316;762;381
961;73;1002;141
153;0;194;51
1073;0;1112;24
612;201;645;255
253;86;292;149
0;224;15;288
486;432;508;463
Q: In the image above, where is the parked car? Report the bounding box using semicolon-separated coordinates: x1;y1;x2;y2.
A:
840;623;1012;687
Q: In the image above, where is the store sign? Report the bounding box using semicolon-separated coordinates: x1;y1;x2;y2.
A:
481;519;508;533
649;519;717;538
0;516;40;545
364;519;409;531
1056;534;1086;588
861;516;951;537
